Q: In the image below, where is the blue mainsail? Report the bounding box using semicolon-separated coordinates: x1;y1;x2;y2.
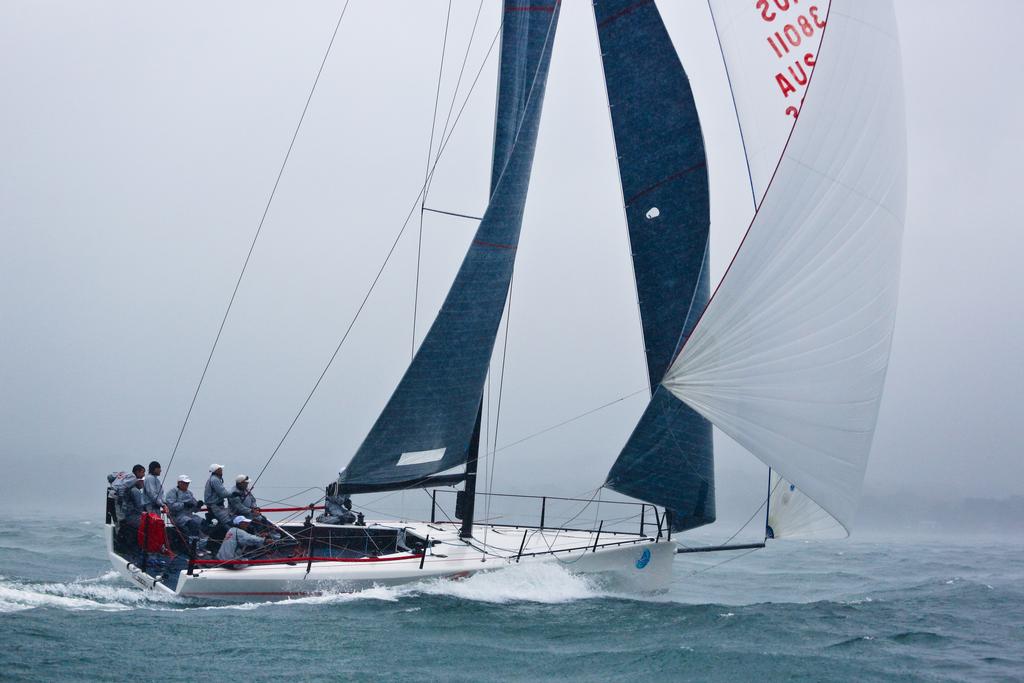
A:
593;0;715;531
338;1;561;494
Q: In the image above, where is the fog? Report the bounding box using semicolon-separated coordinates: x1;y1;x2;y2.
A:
1;1;1021;535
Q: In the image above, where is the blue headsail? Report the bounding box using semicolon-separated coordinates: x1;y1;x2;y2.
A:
594;0;715;531
338;1;561;494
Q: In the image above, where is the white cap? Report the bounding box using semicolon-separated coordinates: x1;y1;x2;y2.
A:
209;463;224;473
235;474;249;484
233;516;251;525
177;475;191;483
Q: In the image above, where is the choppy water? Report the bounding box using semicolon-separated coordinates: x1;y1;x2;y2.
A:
0;516;1021;682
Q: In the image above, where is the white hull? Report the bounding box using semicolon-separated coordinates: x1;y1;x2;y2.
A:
107;521;675;601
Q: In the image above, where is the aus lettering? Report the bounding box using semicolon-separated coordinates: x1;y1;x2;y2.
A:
775;52;815;98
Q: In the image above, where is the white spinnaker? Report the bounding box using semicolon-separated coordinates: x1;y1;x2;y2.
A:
707;0;829;202
767;471;844;539
663;0;906;534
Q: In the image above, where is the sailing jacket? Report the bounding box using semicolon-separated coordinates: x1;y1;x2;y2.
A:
227;486;256;517
204;475;230;509
216;526;264;561
166;487;201;526
123;485;146;523
142;473;164;512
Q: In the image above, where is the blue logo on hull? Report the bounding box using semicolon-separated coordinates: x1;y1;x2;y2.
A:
635;548;651;569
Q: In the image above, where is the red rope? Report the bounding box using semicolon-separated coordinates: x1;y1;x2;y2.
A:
194;505;324;513
191;553;419;567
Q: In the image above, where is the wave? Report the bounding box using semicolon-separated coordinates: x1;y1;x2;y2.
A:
889;630;950;645
0;573;181;613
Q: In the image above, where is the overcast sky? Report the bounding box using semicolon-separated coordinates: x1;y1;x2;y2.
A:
0;1;1021;524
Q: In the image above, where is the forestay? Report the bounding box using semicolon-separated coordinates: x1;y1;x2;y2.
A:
664;0;907;534
338;1;561;494
593;0;715;532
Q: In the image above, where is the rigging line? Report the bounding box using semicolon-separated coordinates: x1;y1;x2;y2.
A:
718;474;783;548
252;486;322;507
315;389;645;514
434;0;487;166
413;0;453;360
422;207;483;221
162;1;351;485
482;387;649;458
706;0;758;211
248;20;505;492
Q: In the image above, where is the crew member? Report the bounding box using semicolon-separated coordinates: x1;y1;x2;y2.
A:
227;475;255;518
204;464;232;528
319;483;357;525
108;464;145;522
143;461;167;514
227;475;278;538
123;477;147;528
166;475;205;538
115;476;147;551
216;516;267;565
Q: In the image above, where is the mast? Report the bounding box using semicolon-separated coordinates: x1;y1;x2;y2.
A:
335;1;561;497
459;404;483;538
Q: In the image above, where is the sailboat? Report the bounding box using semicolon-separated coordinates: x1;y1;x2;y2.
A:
106;0;906;600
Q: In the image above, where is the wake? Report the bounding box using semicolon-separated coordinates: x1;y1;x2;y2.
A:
2;563;632;613
0;572;181;613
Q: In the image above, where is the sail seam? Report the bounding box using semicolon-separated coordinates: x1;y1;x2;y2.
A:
596;0;653;29
623;161;707;207
472;239;517;250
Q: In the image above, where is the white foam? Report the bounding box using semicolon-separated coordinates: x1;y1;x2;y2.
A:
413;561;604;604
192;583;403;611
0;574;181;612
275;584;402;607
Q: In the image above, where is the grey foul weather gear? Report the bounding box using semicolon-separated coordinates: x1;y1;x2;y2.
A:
319;494;357;525
227;486;256;518
227;487;279;538
123;485;147;527
216;525;265;563
143;473;164;513
166;487;204;537
107;472;137;521
205;474;232;527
